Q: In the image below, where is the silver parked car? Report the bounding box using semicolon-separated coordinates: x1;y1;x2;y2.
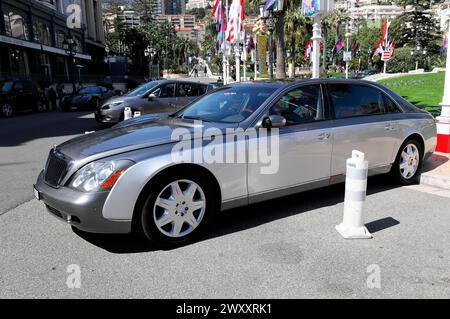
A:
95;80;213;124
35;80;436;246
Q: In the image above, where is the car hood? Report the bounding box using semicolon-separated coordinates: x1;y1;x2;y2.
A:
103;95;139;106
57;118;236;161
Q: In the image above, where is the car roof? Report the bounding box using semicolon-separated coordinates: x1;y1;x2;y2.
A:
227;78;386;89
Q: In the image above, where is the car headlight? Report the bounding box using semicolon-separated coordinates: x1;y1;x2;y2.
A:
69;159;134;192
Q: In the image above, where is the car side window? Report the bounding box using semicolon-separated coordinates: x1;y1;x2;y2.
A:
382;93;401;113
176;83;199;97
269;85;324;126
328;84;384;118
198;85;208;95
153;83;175;98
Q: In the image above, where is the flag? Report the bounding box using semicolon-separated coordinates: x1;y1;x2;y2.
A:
372;20;395;60
211;0;221;18
214;1;226;50
304;39;323;60
226;0;244;43
264;0;276;12
304;39;312;59
331;40;345;59
440;35;447;56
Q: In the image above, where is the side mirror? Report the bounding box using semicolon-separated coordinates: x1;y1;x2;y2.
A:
262;115;286;128
148;93;156;100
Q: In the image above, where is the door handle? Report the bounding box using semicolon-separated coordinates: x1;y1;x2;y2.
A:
318;132;331;140
384;123;394;131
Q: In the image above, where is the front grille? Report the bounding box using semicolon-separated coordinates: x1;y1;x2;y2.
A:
46;205;63;218
44;153;68;187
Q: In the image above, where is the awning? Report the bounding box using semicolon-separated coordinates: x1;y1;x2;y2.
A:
0;35;92;60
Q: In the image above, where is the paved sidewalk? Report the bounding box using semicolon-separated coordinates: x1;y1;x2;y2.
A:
421;153;450;190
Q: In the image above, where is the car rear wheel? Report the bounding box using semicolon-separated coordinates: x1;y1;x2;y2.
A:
391;139;423;185
136;172;216;247
2;103;13;117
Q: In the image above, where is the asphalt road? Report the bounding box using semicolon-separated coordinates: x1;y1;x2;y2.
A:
1;111;450;298
0;111;108;214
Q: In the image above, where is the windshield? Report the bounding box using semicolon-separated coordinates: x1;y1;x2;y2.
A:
177;85;277;123
126;81;160;97
0;81;13;93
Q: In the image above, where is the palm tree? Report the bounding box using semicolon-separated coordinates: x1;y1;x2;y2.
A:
249;0;287;79
284;0;308;77
324;9;349;66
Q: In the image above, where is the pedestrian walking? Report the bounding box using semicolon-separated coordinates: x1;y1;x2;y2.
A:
47;83;57;111
56;81;65;111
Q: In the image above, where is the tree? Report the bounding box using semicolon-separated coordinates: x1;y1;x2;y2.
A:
248;0;288;79
285;0;309;74
391;0;438;52
132;0;157;23
355;21;382;70
323;9;349;67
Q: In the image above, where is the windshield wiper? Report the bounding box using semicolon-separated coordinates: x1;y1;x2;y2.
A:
181;115;211;122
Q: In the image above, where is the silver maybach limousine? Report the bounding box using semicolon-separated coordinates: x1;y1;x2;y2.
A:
35;79;436;246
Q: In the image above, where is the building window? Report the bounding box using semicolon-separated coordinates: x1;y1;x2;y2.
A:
4;11;30;40
33;21;51;46
56;30;66;48
74;36;83;53
9;48;28;77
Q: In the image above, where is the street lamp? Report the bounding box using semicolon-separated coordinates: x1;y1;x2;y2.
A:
345;32;351;79
62;34;78;93
144;46;157;80
260;1;275;80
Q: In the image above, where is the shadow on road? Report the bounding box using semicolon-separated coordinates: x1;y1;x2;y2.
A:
0;111;109;147
365;217;400;233
74;174;401;254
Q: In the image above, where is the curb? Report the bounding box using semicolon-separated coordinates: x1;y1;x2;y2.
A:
419;152;450;190
420;173;450;190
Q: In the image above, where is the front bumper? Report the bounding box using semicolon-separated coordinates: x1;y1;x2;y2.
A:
35;170;132;234
95;108;122;124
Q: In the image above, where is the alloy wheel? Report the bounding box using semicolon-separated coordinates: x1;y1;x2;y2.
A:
399;144;420;179
2;104;13;117
153;179;206;238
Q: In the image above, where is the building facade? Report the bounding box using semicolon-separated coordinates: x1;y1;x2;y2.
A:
0;0;106;83
186;0;209;11
162;0;185;15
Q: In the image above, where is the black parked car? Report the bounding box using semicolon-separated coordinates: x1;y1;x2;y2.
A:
0;80;45;117
95;80;214;124
61;86;114;111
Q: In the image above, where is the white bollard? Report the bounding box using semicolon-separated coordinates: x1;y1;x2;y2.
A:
124;107;132;120
336;150;373;239
133;111;141;118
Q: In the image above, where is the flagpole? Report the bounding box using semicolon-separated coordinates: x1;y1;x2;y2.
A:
254;33;258;80
243;32;247;81
225;0;229;84
235;0;241;83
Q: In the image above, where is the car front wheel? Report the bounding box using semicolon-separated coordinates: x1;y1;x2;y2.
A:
136;172;216;247
2;103;13;117
391;139;423;185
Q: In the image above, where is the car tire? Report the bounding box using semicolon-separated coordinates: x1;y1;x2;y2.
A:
2;103;13;117
391;139;423;185
34;100;46;113
134;171;217;247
